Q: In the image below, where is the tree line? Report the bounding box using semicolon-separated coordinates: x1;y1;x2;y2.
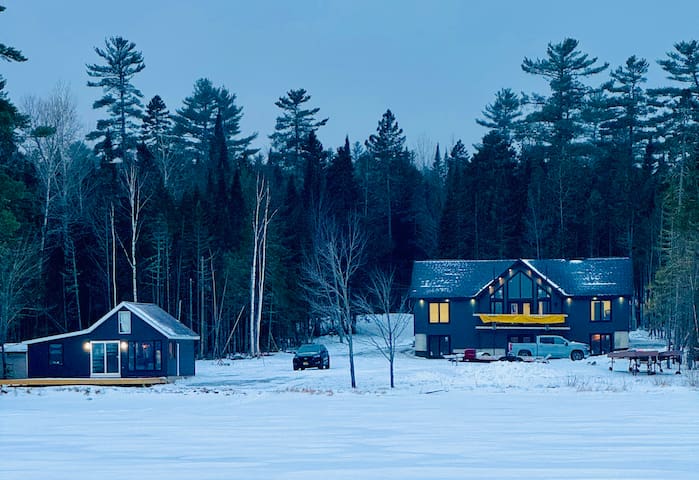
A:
1;8;697;365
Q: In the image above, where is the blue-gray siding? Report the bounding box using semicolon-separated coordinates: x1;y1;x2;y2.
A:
27;308;197;378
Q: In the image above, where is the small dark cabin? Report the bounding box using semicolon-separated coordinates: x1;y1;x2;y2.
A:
24;302;199;378
409;258;633;358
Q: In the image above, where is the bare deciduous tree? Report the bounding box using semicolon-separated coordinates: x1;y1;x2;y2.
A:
0;239;40;378
22;84;87;328
250;177;275;356
357;269;410;388
119;163;151;302
303;213;365;388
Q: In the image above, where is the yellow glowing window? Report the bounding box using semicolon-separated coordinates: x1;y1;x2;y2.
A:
591;300;611;322
429;302;450;324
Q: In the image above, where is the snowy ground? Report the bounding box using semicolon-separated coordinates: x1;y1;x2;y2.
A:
2;321;698;479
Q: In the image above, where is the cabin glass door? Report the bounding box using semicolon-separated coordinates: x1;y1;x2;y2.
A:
91;341;121;377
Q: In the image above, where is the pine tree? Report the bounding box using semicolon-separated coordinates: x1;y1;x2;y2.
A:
86;36;146;163
207;112;235;253
0;5;27;95
269;88;328;177
365;109;406;249
469;131;521;259
326;137;359;221
0;4;27;166
438;141;469;258
141;95;179;189
521;38;608;256
646;40;699;354
174;78;257;167
300;130;327;214
477;88;522;141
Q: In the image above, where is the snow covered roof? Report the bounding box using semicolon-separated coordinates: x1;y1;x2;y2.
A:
3;343;28;353
24;301;199;344
410;258;633;298
125;302;200;339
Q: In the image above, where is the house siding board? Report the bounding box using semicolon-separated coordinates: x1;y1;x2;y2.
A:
177;341;196;376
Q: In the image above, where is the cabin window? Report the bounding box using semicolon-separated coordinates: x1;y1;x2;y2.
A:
118;311;132;334
49;343;63;366
428;302;450;324
128;341;163;371
590;300;611;322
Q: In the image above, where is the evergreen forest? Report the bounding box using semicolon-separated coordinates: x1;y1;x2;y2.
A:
1;9;698;361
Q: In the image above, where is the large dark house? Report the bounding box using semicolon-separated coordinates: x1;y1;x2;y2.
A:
24;302;199;378
409;258;633;358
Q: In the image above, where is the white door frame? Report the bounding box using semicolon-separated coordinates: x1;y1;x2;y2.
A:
90;340;121;378
176;343;180;377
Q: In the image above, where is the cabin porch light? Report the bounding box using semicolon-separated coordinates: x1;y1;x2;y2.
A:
121;341;128;351
83;342;91;352
619;296;625;303
418;299;424;306
566;298;573;304
470;298;476;305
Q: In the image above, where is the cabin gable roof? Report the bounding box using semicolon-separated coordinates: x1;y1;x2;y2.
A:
24;302;199;344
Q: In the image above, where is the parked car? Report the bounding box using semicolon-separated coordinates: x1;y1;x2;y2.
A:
507;335;590;361
293;344;330;370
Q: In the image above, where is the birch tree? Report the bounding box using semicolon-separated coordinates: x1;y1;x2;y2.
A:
120;162;151;302
249;177;274;356
22;84;86;328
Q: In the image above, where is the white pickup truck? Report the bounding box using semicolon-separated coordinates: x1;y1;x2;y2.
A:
507;335;590;361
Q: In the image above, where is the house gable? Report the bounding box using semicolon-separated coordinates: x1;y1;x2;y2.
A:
24;301;199;345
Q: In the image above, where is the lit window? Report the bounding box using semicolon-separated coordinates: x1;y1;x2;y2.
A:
428;302;450;324
591;300;611;322
128;341;163;371
590;333;612;354
118;311;132;334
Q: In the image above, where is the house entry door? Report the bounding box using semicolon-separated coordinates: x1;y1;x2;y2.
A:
427;335;451;358
91;341;121;377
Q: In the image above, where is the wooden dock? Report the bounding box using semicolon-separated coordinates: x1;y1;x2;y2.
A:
0;377;169;387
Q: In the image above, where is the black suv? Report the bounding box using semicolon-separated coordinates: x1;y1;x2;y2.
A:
293;344;330;370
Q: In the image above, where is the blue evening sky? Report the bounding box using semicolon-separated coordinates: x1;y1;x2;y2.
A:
3;0;699;161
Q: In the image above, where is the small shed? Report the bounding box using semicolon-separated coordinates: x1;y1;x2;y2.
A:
24;302;199;378
2;343;28;379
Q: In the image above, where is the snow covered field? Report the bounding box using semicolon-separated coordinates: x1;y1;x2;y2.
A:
2;323;698;479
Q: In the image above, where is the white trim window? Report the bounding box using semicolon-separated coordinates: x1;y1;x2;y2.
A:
118;311;132;334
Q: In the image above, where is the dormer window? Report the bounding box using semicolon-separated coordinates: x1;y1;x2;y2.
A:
118;311;132;334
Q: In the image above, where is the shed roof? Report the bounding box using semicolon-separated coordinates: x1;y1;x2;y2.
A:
410;258;633;299
24;301;199;344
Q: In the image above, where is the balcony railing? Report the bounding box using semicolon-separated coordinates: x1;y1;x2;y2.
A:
475;314;567;325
